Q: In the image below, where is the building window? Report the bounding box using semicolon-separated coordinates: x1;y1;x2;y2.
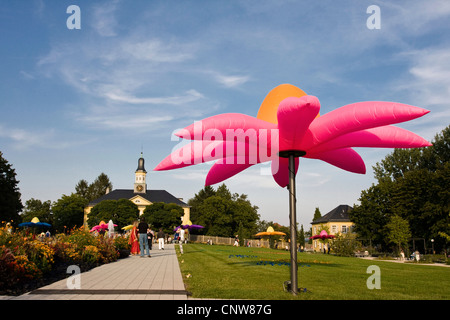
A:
341;225;348;233
331;225;337;234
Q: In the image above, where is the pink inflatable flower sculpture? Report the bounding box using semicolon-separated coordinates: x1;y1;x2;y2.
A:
155;83;431;294
154;84;431;188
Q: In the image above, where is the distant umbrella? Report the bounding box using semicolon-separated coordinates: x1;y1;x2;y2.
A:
180;224;204;230
18;217;51;228
255;226;286;237
90;222;116;233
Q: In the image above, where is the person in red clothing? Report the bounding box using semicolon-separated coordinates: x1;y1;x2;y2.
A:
128;221;140;255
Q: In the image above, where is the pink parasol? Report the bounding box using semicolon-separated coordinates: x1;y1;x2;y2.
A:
90;223;117;232
310;230;335;240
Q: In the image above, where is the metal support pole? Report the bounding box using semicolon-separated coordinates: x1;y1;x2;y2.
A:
288;153;298;295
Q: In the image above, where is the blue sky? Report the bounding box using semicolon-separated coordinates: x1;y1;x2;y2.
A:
1;0;449;228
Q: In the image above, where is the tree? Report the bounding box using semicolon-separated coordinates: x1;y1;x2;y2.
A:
350;182;393;249
299;225;306;249
88;199;139;230
351;125;450;253
52;194;88;232
0;152;23;224
313;207;322;222
21;198;52;224
198;196;233;237
384;215;411;254
187;184;260;238
332;232;362;257
143;202;184;234
75;173;113;202
75;179;89;200
230;192;259;241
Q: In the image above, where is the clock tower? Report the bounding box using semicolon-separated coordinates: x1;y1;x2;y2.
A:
134;153;147;193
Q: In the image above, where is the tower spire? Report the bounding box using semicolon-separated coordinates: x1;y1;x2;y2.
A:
134;152;147;193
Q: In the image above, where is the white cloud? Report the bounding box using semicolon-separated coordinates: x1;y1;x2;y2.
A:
36;24;210;133
104;89;204;105
406;48;450;106
120;39;194;63
91;0;120;37
0;125;73;150
213;73;251;88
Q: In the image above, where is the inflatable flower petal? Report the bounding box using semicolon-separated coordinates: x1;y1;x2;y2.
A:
154;84;431;188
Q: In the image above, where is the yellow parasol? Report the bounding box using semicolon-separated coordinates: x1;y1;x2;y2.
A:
255;226;286;237
121;225;134;231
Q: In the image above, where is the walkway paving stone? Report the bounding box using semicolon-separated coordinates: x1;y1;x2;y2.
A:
4;243;189;300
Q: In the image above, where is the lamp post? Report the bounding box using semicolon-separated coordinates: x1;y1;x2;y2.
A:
280;150;306;295
431;239;434;255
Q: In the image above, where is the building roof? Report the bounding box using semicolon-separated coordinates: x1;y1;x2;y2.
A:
311;205;353;224
88;189;189;207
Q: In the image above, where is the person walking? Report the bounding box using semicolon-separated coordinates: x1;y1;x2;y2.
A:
157;228;165;250
179;227;186;254
233;235;239;247
147;227;154;251
138;218;151;257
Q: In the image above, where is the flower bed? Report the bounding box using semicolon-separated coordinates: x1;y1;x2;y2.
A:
0;223;130;296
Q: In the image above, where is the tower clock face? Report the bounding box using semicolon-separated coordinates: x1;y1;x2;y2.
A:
136;185;143;192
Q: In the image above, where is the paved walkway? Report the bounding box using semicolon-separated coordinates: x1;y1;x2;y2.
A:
1;243;189;300
358;256;450;267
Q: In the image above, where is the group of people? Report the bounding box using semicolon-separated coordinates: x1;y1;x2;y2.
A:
400;249;421;262
128;218;166;257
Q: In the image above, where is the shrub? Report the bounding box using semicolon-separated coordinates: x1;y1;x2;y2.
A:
0;222;125;294
23;240;54;273
96;237;119;263
65;227;98;248
114;235;130;250
331;233;362;257
50;239;82;264
0;246;42;292
82;245;101;266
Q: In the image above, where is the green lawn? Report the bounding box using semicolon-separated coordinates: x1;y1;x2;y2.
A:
176;243;450;300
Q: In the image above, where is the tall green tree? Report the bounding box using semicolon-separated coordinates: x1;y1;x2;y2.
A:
75;179;89;200
88;199;139;230
188;184;260;238
188;185;217;224
143;202;184;234
351;125;450;252
299;224;306;249
21;198;52;224
198;195;233;237
0;151;23;224
230;192;259;239
52;194;88;232
75;173;113;202
384;215;412;254
312;207;322;222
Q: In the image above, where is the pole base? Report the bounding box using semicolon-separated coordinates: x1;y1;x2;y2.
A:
283;281;308;294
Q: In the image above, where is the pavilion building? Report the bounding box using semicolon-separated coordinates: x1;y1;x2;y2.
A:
310;204;354;252
83;153;190;227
